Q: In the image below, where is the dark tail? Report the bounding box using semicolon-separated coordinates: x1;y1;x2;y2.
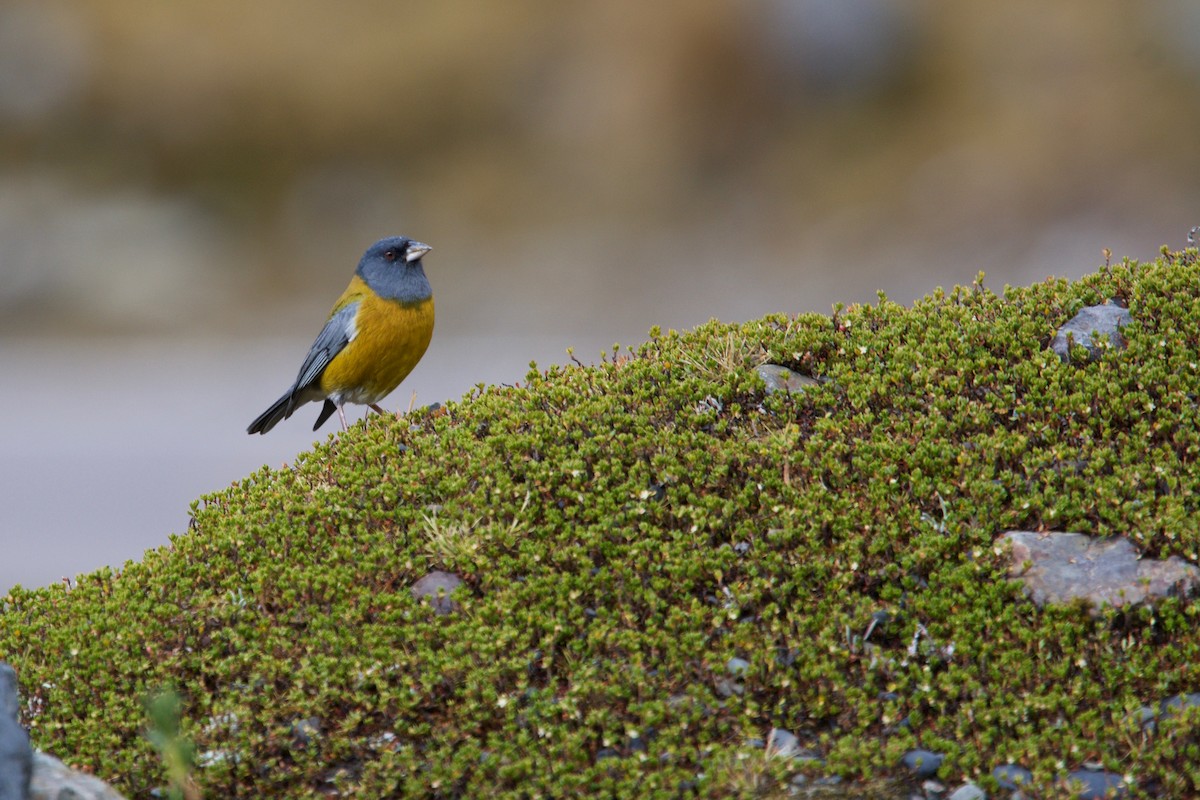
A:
247;392;295;435
313;399;338;431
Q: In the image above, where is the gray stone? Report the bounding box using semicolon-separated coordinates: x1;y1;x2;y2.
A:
922;778;946;795
411;571;465;615
1130;704;1157;730
725;657;751;676
28;752;126;800
0;667;17;722
998;531;1200;616
1131;692;1200;732
715;657;751;698
1160;692;1200;720
1063;769;1126;799
196;749;238;767
1050;304;1131;363
290;717;321;748
766;727;800;758
900;748;943;777
991;764;1032;790
756;364;819;395
948;782;987;800
0;663;31;800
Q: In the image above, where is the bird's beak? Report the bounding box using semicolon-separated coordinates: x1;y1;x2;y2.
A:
406;241;432;262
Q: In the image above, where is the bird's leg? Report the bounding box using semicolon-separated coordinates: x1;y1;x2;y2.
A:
368;403;386;415
338;405;349;430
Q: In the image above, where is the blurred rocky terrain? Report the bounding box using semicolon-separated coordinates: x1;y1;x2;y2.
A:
1;0;1198;337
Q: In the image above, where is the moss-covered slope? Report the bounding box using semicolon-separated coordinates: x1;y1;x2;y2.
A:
5;255;1200;798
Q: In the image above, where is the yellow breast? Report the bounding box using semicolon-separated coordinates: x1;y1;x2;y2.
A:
319;279;434;405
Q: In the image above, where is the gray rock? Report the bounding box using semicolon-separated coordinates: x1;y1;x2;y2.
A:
756;364;819;395
1050;304;1131;363
1159;692;1200;720
991;764;1032;790
28;751;126;800
922;778;946;795
290;717;321;748
410;571;465;615
714;658;750;698
0;667;17;722
948;782;987;800
767;727;800;758
0;663;31;800
900;748;943;777
1063;769;1126;799
1129;704;1157;730
725;657;751;676
627;731;649;753
196;748;238;767
998;531;1200;616
1131;692;1200;732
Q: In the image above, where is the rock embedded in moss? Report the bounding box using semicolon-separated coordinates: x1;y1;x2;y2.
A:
947;782;985;800
1063;768;1127;799
715;657;750;698
992;764;1033;790
998;531;1200;615
29;752;127;800
766;727;797;758
755;363;820;394
0;663;31;800
410;570;465;615
1158;692;1200;720
900;748;944;778
1137;691;1200;732
1049;302;1131;362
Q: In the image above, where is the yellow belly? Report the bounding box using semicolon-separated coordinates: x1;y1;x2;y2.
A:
320;291;434;405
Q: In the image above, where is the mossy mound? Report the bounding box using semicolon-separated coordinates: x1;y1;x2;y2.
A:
5;254;1200;798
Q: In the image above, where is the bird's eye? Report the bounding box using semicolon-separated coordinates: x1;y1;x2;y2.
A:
383;249;398;262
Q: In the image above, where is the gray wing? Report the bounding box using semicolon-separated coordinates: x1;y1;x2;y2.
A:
290;301;359;393
246;301;360;434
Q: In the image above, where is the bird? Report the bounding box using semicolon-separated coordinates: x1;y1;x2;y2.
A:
247;235;434;435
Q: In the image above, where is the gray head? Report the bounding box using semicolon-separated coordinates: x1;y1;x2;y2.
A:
356;235;433;304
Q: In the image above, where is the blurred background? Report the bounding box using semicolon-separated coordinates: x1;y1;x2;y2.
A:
3;0;1200;593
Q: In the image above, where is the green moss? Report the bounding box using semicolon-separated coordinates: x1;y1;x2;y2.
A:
5;253;1200;796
